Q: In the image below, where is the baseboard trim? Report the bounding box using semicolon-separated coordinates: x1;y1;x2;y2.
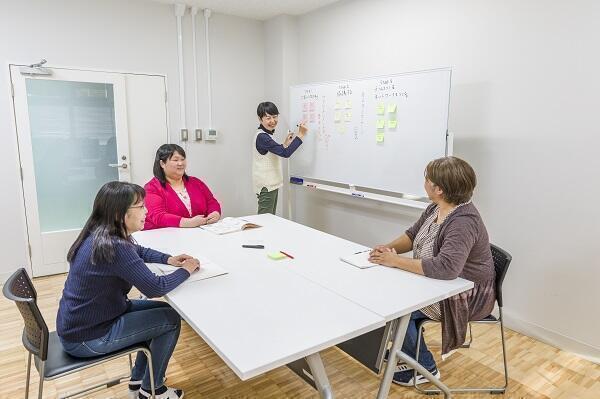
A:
503;309;599;364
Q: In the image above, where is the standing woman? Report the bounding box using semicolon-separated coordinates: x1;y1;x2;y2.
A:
57;181;200;399
144;144;221;230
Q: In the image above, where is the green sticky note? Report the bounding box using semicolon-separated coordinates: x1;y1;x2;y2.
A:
387;104;397;113
388;120;398;129
345;111;352;121
335;101;343;109
376;119;385;129
268;252;287;260
376;103;385;115
376;132;385;143
334;112;341;122
345;99;352;108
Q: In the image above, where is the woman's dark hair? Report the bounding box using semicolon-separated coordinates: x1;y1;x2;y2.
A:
153;144;188;186
425;156;477;205
67;181;145;265
257;102;279;118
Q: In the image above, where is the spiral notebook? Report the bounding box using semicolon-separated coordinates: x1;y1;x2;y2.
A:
340;250;378;269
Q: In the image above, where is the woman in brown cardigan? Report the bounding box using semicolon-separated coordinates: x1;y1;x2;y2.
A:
369;156;495;386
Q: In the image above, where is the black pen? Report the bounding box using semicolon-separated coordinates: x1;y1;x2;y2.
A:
242;244;264;249
354;249;371;254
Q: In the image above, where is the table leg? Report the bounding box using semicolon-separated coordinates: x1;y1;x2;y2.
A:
305;352;334;399
375;315;453;399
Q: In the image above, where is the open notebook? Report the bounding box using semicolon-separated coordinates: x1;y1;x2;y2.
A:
147;259;228;283
200;217;260;235
340;250;378;269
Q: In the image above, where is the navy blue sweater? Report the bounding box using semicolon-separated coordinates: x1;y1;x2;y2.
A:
56;235;189;342
255;125;302;158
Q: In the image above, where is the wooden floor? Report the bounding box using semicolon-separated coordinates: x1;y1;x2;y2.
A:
1;274;599;399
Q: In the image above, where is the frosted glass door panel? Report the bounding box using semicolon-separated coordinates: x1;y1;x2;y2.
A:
25;79;119;232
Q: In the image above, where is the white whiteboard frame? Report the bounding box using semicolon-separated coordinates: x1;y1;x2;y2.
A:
287;69;452;215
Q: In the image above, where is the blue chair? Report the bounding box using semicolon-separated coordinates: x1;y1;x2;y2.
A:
3;268;156;399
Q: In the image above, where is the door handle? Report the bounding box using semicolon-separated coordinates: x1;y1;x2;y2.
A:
108;163;128;169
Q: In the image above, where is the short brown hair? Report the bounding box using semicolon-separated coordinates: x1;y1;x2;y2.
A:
425;156;476;204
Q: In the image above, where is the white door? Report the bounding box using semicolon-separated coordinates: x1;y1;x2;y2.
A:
10;66;168;276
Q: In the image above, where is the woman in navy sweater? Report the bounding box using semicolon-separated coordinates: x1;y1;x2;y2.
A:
57;181;199;399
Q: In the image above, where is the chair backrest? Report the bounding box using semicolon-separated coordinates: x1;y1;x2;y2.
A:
2;268;50;361
490;244;512;308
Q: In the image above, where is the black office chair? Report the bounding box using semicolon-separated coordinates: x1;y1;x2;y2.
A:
3;268;156;399
414;244;512;394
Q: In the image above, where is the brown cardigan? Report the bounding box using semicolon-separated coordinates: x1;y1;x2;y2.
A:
406;202;496;355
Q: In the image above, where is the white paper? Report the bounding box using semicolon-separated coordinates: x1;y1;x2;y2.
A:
147;260;228;283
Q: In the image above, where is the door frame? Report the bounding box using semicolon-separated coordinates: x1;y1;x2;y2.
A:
8;63;171;277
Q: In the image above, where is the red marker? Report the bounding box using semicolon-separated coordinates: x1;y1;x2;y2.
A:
280;251;294;259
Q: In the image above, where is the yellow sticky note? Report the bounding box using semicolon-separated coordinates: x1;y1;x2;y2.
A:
388;120;398;129
376;103;385;115
335;101;343;109
376;132;384;143
337;125;346;133
376;119;385;129
387;104;397;113
334;112;341;122
345;111;352;121
268;252;287;260
345;100;352;108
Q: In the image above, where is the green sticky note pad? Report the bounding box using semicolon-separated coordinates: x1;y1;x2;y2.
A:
376;119;385;129
376;104;385;115
387;104;397;113
388;120;398;129
376;132;384;143
268;252;287;260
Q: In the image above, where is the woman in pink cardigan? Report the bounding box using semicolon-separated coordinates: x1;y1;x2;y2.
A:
144;144;221;230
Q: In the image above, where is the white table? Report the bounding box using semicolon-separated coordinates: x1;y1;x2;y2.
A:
134;214;473;398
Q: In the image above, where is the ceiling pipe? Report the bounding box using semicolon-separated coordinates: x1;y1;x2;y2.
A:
174;3;187;143
191;6;200;136
204;8;213;129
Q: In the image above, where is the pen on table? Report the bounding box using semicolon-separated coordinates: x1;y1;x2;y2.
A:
242;244;264;249
354;249;371;254
280;251;294;259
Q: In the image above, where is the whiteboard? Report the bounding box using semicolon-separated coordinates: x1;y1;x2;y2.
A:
289;68;451;198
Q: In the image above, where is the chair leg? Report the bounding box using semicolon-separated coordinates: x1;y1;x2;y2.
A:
37;360;45;399
498;307;509;392
414;316;509;394
143;348;156;399
129;353;134;373
25;353;32;399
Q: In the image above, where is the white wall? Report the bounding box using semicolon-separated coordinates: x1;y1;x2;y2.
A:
0;0;263;280
269;0;600;362
181;11;264;219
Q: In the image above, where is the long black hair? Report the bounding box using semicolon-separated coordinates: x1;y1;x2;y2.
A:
67;181;145;265
153;144;189;187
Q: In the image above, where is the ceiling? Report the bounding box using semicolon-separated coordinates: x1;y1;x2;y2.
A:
147;0;341;21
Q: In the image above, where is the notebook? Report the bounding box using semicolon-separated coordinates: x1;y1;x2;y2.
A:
340;250;378;269
200;217;261;235
147;259;228;283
